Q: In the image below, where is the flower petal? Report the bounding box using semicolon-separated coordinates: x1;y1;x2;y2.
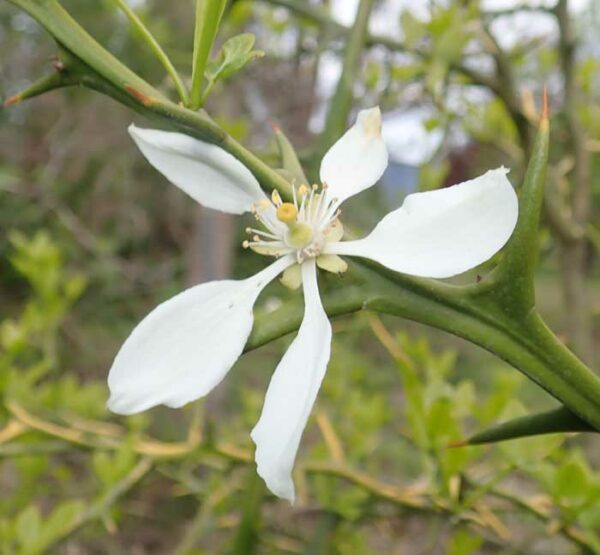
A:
319;107;388;204
327;168;518;278
107;256;293;415
251;260;332;502
129;124;267;214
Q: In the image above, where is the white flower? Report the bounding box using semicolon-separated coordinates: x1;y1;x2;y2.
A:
107;107;518;502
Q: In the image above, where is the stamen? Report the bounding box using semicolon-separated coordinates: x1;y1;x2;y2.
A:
297;184;309;197
320;199;340;229
253;202;282;235
247;227;279;240
314;188;327;224
299;191;308;220
307;185;317;221
271;190;282;206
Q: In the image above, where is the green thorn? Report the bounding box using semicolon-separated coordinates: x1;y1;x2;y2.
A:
492;95;549;315
458;405;595;446
4;70;71;107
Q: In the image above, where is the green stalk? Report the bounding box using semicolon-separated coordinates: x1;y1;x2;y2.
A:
230;470;264;555
110;0;189;104
190;0;227;110
316;0;375;158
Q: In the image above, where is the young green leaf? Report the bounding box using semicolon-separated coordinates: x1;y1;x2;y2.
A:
190;0;227;109
205;33;264;85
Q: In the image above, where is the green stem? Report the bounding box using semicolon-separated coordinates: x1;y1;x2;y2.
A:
317;0;375;157
230;470;264;555
109;0;189;104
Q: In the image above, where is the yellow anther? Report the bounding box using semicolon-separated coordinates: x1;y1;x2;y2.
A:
271;190;282;206
257;199;271;210
297;184;309;196
276;202;298;224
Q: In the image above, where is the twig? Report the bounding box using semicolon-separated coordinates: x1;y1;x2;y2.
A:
5;400;201;457
317;0;375;155
47;458;153;552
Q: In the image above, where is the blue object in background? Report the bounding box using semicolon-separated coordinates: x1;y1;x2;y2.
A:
380;161;419;209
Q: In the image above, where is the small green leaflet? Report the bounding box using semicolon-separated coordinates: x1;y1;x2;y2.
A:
205;33;264;84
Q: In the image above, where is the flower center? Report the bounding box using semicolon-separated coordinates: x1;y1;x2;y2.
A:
243;183;342;262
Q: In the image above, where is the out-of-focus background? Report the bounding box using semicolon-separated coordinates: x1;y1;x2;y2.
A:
0;1;598;553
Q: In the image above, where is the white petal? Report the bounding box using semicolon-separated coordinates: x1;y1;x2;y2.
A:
129;124;267;214
251;260;332;502
107;256;293;414
319;107;388;204
327;168;518;278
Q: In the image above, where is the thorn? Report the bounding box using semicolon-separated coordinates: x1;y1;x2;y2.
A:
447;439;468;449
542;86;549;120
268;119;280;133
4;94;22;107
125;85;157;107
